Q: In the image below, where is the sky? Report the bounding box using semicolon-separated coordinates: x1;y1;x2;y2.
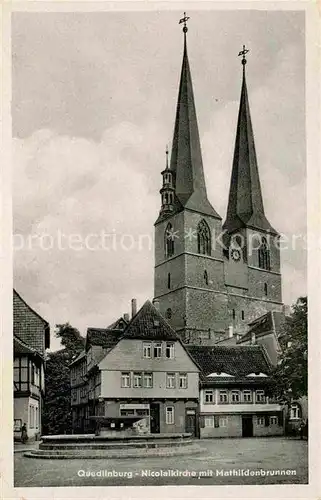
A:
12;9;306;351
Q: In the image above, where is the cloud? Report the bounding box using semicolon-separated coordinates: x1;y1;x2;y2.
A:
12;13;306;350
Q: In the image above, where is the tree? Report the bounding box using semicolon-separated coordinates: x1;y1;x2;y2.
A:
42;323;85;435
272;296;307;403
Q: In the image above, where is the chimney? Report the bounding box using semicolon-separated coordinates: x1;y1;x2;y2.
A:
228;325;233;338
123;313;130;322
251;331;256;344
152;299;160;311
131;298;137;318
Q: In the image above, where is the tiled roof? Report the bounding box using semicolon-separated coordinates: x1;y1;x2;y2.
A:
121;300;178;341
107;317;129;330
13;289;50;355
69;350;87;366
239;311;285;343
86;328;121;349
186;344;272;383
14;335;43;358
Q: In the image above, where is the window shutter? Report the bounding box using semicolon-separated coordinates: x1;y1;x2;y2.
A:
199;415;205;428
214;415;219;428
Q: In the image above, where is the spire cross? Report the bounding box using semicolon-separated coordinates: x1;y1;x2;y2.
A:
179;12;190;33
238;44;250;65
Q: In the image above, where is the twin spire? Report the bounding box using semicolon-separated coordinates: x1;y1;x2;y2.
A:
159;15;275;235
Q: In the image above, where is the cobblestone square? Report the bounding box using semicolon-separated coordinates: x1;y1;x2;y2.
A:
14;437;308;487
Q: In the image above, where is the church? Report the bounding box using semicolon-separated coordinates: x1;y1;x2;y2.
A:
69;16;287;438
153;17;284;345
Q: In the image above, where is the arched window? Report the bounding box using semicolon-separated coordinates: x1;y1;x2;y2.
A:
241;310;245;320
232;309;236;320
167;273;171;289
166;308;172;319
258;237;271;270
264;283;268;296
165;223;175;258
204;270;208;285
197;220;211;256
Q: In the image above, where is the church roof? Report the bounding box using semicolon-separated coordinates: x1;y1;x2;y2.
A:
223;60;277;235
169;31;220;220
121;300;178;341
186;344;272;383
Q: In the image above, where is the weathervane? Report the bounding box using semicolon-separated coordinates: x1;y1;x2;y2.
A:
238;44;250;65
179;12;190;33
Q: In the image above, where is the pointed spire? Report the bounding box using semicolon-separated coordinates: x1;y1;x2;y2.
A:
223;47;277;234
169;14;220;219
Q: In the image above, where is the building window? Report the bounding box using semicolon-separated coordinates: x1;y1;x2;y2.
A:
153;342;162;358
165;223;175;258
204;270;209;285
133;372;143;388
143;342;152;358
35;407;39;428
168;273;171;289
72;390;77;402
219;390;228;404
219;416;228;427
197;219;211;255
290;404;301;420
241;310;245;320
121;372;131;388
204;390;214;404
258;237;271;270
166;308;172;319
230;390;240;403
165;342;175;359
256;390;265;403
166;372;176;389
179;373;188;389
232;309;236;320
143;372;153;388
204;415;214;427
264;283;268;296
257;416;265;426
29;405;34;428
14;419;22;432
243;390;253;403
270;416;278;425
165;406;175;424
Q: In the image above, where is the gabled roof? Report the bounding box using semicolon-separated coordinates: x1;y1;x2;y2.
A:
238;310;285;344
86;328;121;349
186;344;272;383
85;316;128;351
121;300;178;341
13;289;50;354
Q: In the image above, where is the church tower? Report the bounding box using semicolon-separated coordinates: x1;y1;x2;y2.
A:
223;46;284;335
154;16;229;344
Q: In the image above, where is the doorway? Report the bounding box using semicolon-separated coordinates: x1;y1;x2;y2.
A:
185;409;197;437
150;403;160;433
242;415;253;437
